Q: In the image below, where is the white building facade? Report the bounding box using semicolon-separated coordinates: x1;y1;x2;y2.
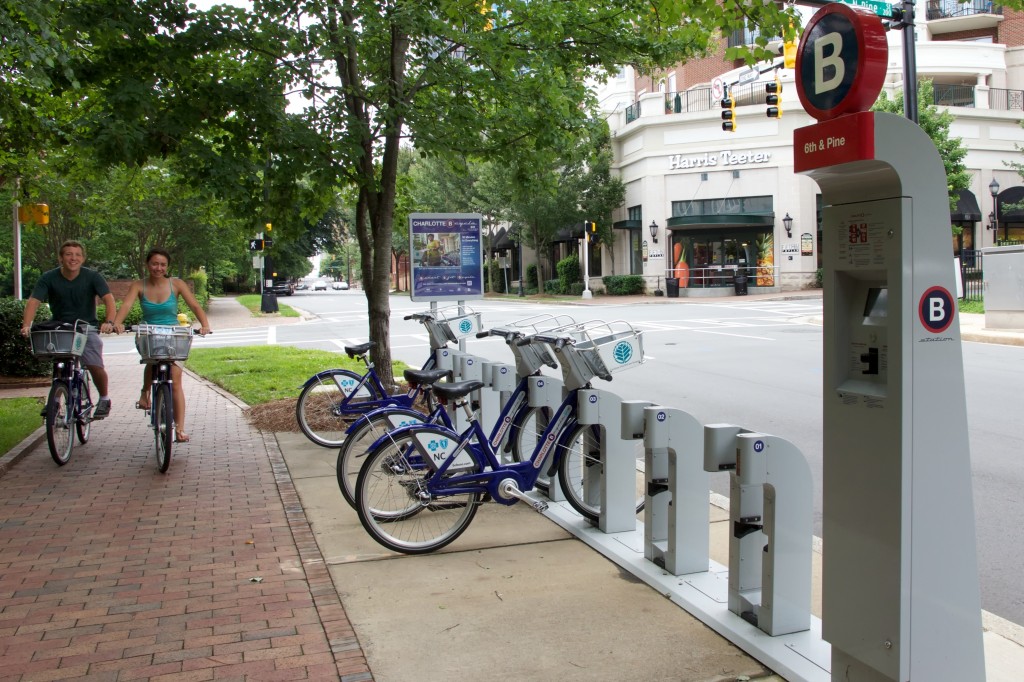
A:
593;0;1024;296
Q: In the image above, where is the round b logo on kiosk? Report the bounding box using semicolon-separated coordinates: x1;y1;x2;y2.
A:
919;286;955;334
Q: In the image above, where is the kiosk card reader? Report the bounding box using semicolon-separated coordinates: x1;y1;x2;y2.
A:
795;5;984;679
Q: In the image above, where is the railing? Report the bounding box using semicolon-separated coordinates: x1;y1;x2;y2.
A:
665;88;717;114
726;27;782;49
665;265;779;289
625;100;641;124
933;83;976;108
959;249;984;300
926;0;1002;20
989;88;1024;110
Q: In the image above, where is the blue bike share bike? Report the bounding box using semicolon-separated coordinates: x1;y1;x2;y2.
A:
29;320;97;466
335;314;577;507
354;320;646;554
295;307;479;447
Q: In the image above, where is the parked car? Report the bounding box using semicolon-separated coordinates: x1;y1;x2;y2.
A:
295;282;308;291
332;281;349;290
313;280;328;291
266;280;295;296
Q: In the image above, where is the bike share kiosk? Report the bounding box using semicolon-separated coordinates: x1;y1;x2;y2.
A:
795;6;984;679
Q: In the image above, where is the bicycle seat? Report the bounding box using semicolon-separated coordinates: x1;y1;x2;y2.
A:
403;368;452;386
344;341;374;357
432;380;484;401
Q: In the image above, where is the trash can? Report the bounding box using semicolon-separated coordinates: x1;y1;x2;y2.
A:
733;270;748;296
261;292;279;313
666;277;680;298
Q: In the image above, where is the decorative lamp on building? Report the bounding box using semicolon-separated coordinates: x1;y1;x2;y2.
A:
649;220;659;244
783;213;794;238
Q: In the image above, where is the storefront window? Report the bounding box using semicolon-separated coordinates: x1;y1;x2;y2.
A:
669;230;768;288
630;230;642;274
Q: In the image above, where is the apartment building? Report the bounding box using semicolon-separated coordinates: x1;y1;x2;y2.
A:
594;0;1024;295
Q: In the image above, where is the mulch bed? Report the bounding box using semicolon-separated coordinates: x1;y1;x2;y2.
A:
0;376;51;390
245;399;303;432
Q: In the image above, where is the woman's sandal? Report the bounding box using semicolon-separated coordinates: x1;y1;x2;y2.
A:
175;430;190;443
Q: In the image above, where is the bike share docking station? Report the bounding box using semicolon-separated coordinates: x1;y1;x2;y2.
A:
537;6;985;681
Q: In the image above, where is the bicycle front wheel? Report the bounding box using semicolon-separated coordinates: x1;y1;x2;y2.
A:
153;384;173;473
557;423;645;523
510;406;552;490
355;430;482;555
296;369;384;448
46;381;74;466
76;372;93;444
337;407;428;508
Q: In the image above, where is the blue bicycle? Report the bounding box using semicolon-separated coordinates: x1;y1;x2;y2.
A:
334;315;573;507
29;320;97;466
354;321;646;554
295;308;475;447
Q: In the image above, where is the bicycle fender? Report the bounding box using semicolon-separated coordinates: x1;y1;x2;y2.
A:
298;368;353;389
364;423;461;458
345;406;426;435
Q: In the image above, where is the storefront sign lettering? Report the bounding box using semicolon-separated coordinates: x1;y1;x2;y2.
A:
669;151;772;170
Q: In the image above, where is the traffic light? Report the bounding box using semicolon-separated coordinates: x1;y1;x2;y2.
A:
766;75;782;118
783;40;797;69
265;222;272;232
721;97;737;132
249;238;265;251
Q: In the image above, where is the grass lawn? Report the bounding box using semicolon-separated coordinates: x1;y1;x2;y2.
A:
0;397;45;457
958;299;984;314
235;294;300;317
185;345;409;406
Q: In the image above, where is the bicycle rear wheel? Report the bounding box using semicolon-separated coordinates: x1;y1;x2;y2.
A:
296;369;384;448
153;383;173;473
337;407;427;508
76;372;93;444
557;423;645;523
46;381;74;466
355;430;482;555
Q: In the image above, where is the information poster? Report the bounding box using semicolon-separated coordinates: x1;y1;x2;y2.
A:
409;213;484;301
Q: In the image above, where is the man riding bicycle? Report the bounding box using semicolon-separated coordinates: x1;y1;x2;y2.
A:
19;240;117;419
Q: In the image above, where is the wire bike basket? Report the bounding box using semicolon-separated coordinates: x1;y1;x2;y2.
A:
416;305;483;349
490;314;579;376
30;320;89;358
553;320;645;389
135;324;194;362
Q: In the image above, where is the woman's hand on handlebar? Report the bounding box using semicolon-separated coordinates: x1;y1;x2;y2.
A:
198;325;211;336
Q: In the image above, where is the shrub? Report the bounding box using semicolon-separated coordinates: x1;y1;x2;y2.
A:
188;270;210;308
526;263;539;290
602;275;645;295
543;279;560;294
0;298;52;377
556;254;581;294
568;282;585;297
814;268;823;288
488;258;506;293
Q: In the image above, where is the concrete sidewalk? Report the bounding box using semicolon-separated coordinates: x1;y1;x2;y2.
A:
2;294;1023;681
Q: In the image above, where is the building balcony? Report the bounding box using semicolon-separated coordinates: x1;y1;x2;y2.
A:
926;0;1003;35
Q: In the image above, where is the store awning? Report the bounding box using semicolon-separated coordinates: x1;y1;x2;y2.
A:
951;189;982;223
613;219;642;230
997;186;1024;219
667;213;774;229
491;227;512;250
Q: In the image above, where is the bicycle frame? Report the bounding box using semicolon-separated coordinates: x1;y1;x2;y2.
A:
374;387;585;503
300;353;436;414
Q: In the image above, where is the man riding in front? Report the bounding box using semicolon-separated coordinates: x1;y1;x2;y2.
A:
19;240;117;419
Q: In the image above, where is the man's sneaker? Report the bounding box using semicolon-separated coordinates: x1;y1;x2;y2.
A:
93;398;111;419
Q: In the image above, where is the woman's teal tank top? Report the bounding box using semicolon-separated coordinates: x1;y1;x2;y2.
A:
140;279;179;325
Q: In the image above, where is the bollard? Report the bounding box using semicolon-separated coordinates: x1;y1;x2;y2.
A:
643;406;708;575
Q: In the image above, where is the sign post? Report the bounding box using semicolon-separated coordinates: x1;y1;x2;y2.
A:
795;5;984;680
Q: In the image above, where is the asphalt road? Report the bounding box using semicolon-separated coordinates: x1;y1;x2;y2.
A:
104;290;1024;626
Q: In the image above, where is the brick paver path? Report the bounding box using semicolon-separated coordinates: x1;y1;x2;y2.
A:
0;353;371;681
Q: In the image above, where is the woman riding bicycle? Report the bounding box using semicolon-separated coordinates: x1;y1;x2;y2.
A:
112;248;211;443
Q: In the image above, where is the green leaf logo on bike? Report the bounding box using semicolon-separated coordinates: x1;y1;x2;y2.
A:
459;319;473;335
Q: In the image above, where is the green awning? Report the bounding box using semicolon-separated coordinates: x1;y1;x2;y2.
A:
613;219;642;230
667;214;774;229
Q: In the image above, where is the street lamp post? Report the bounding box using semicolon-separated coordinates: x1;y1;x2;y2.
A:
990;178;1001;245
517;230;525;297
